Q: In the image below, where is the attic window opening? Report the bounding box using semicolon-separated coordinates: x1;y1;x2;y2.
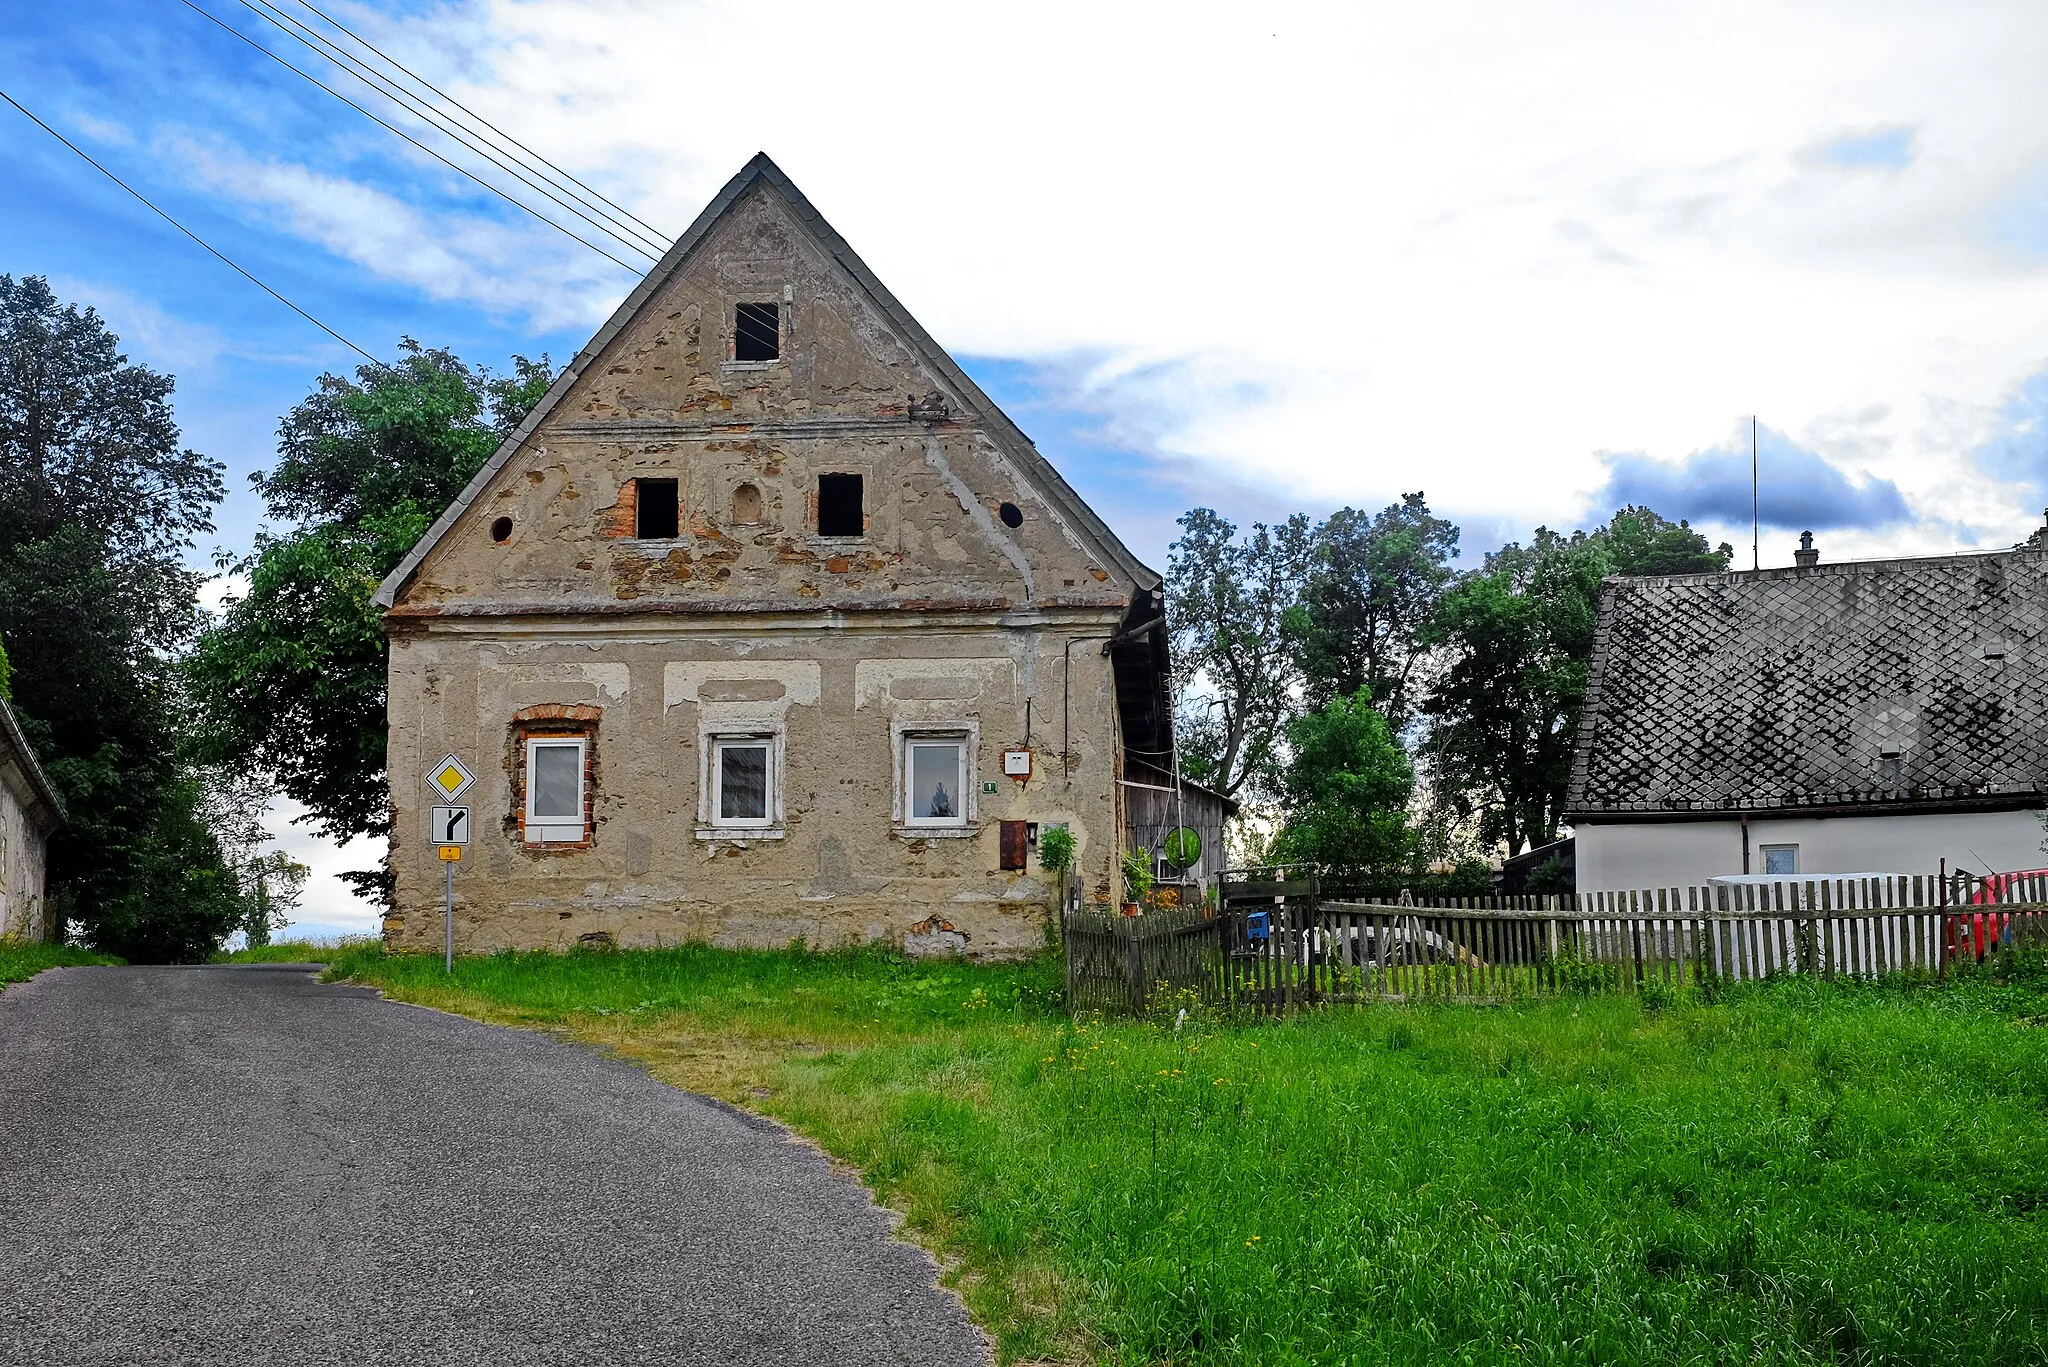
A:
734;303;780;361
998;501;1023;528
636;478;679;539
818;473;864;537
490;515;513;543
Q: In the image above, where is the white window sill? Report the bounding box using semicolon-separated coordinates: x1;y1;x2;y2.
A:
525;826;587;845
894;824;979;840
721;360;780;373
696;826;786;842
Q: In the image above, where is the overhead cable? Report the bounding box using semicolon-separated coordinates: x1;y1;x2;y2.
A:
267;0;670;253
0;87;377;363
173;0;651;272
234;0;667;260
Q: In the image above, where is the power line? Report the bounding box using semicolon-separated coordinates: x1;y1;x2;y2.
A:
173;0;651;272
268;0;669;253
232;0;666;261
0;87;377;364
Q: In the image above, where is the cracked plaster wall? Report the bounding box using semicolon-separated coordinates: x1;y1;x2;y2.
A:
382;181;1140;958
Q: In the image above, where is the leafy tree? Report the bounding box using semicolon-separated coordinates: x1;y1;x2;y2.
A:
1270;688;1417;871
188;342;553;899
1165;508;1314;803
1421;507;1729;856
0;274;243;958
1286;491;1459;732
1596;505;1733;577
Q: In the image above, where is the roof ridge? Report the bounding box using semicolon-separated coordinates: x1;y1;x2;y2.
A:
1605;542;2048;590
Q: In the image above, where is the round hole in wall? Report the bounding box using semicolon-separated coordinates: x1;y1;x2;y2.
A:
998;501;1023;528
491;515;514;543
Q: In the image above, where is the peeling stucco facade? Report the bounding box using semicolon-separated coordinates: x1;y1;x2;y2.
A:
377;156;1163;959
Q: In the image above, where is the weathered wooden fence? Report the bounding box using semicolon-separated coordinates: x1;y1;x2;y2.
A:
1063;868;2048;1016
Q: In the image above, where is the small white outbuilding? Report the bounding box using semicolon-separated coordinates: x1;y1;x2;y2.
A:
1567;540;2048;890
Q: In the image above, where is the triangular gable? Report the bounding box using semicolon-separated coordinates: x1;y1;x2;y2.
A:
374;152;1158;609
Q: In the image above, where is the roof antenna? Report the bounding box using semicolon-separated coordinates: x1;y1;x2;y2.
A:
1750;415;1759;571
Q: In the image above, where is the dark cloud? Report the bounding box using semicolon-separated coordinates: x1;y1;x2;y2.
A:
1590;428;1911;531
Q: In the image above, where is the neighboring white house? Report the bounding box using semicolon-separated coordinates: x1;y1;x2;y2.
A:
0;695;65;941
1566;539;2048;890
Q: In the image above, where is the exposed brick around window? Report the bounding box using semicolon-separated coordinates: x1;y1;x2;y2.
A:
507;709;602;851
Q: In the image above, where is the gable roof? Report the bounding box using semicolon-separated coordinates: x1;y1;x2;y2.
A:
0;695;66;835
375;153;1159;609
1567;547;2048;820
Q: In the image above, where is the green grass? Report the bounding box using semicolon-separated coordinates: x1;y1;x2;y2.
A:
213;937;374;964
0;940;121;989
329;941;2048;1366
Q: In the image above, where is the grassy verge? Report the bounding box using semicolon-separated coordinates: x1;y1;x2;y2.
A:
329;941;2048;1366
214;938;375;964
0;940;121;989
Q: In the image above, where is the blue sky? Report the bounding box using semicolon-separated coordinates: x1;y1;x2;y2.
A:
11;0;2048;932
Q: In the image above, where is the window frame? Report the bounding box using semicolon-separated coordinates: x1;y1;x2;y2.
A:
710;734;776;829
892;720;979;836
523;735;589;844
696;724;786;839
1760;843;1799;877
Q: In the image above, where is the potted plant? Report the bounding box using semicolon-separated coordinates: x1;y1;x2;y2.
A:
1119;849;1154;916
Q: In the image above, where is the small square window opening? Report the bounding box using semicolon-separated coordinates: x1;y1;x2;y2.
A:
818;473;864;537
636;478;679;539
713;738;772;826
734;303;780;361
906;740;965;826
1761;844;1798;876
525;737;586;843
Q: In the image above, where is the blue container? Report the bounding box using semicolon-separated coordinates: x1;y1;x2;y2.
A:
1245;910;1270;940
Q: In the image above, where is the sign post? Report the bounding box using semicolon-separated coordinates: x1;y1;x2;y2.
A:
426;754;476;975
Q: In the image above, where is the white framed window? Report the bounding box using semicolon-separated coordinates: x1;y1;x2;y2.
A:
524;736;587;843
892;721;977;834
712;735;774;827
697;726;785;838
1761;844;1798;876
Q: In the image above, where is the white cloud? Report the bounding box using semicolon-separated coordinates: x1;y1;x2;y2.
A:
178;0;2048;564
159;131;629;331
45;275;231;373
264;796;383;941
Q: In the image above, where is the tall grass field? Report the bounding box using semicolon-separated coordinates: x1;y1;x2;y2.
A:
325;942;2048;1365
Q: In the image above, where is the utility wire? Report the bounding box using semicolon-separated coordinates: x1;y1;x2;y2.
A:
268;0;669;253
0;87;377;363
174;0;651;271
233;0;666;261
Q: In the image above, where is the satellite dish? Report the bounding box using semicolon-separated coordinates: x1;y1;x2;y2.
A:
1163;826;1203;871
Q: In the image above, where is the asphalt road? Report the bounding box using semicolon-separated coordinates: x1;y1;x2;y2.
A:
0;965;990;1367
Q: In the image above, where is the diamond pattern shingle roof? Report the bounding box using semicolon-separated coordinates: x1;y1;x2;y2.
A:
1567;549;2048;817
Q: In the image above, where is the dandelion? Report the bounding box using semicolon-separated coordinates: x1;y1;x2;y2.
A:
1245;1235;1261;1246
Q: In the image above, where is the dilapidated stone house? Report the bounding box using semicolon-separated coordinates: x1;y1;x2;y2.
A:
0;695;64;941
1568;540;2048;889
374;154;1195;958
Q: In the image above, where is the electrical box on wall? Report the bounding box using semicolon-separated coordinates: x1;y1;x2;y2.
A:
1003;748;1033;780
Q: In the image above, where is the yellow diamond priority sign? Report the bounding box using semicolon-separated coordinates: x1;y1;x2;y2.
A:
428;753;476;802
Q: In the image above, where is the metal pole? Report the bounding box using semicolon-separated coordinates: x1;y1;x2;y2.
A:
444;858;454;973
1751;415;1759;571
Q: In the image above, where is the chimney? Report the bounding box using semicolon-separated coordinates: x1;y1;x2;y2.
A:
1794;531;1819;568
